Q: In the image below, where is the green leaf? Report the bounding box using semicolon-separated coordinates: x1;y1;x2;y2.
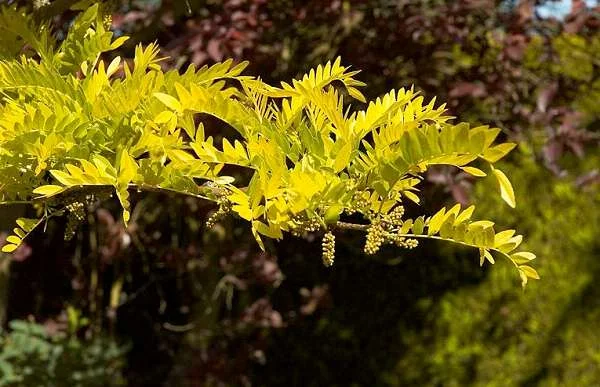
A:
492;168;516;208
324;205;343;224
412;216;425;235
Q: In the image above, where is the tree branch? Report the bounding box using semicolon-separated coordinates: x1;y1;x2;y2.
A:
334;221;369;232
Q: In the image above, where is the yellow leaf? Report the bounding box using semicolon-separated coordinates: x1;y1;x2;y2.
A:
484;249;495;265
214;176;235;185
50;170;79;186
35;160;47;175
492;168;516;208
519;270;528;288
174;83;192;108
33;185;65;196
118;150;138;184
445;203;461;219
92;155;117;178
494;229;516;246
519;265;540;280
110;36;129;50
251;226;265;251
347;87;366;103
153;92;183;113
483;143;517;163
78;159;100;178
106;56;121;77
122;209;130;224
154;111;175;124
455;205;475;224
6;236;21;245
234;204;253;221
16;218;39;232
13;228;25;238
399;219;413;234
403;191;420;204
167;149;195;162
65;164;84;180
511;252;536;264
116;190;131;225
412;216;425;235
1;244;17;253
427;208;446;235
497;234;523;253
470;220;495;228
333;142;352;173
460;166;487;177
252;220;283;239
110;277;124;309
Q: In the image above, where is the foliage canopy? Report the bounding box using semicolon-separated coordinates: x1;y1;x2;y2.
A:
0;5;538;286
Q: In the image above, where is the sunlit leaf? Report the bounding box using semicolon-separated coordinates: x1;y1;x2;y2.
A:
492;168;516;208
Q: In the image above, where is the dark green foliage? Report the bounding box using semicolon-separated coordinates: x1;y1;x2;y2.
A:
388;151;600;386
0;319;127;386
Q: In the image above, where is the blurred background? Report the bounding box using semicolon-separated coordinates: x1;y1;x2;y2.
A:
1;0;600;385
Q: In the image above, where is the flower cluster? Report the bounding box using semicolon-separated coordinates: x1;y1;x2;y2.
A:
103;15;112;29
345;191;371;215
289;215;322;237
321;231;335;267
383;206;404;227
363;206;419;253
205;197;232;229
33;0;50;9
64;201;86;241
364;222;386;255
390;235;419;249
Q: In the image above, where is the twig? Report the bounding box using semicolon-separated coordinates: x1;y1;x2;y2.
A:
334;221;369;232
